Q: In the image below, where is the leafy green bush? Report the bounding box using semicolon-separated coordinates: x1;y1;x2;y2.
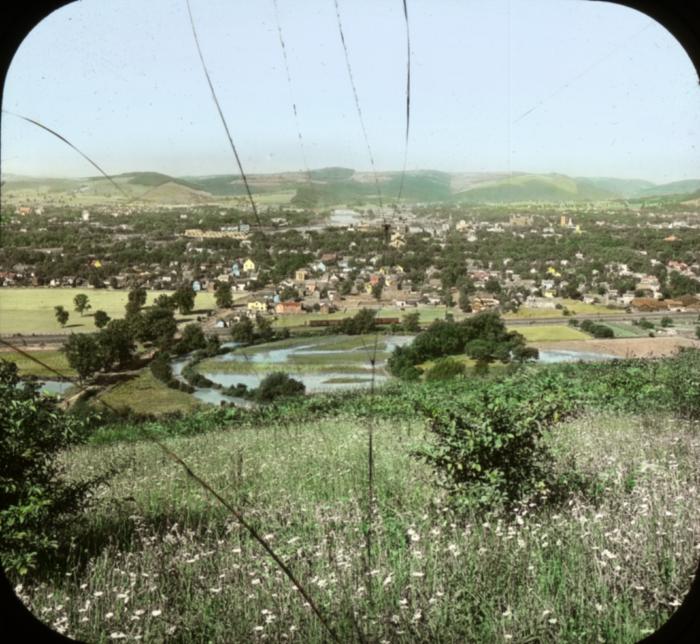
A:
425;357;466;381
0;361;110;575
254;372;305;403
414;374;577;511
149;353;173;383
665;348;700;419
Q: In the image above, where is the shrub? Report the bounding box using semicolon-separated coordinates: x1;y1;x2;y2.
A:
0;361;110;575
415;376;577;511
254;372;305;403
666;349;700;419
175;324;208;355
425;357;466;381
149;353;173;383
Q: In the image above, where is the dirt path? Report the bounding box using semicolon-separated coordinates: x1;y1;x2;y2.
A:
533;336;700;358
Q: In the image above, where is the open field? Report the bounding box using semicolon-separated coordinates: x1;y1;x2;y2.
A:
510;324;589;342
604;322;649;338
15;411;698;642
0;288;216;335
504;300;625;320
98;370;201;415
0;348;76;378
533;336;700;358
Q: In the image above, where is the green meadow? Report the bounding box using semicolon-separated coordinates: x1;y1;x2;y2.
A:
0;288;216;335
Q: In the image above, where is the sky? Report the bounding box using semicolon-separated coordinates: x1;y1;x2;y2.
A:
1;0;699;183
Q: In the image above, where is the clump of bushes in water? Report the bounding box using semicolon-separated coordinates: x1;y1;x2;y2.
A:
253;372;305;403
149;353;194;393
181;362;217;389
388;311;538;380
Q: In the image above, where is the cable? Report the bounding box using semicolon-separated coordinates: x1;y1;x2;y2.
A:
2;110;130;199
333;0;384;211
185;0;263;230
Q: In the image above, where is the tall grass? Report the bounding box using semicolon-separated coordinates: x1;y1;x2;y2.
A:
13;412;699;642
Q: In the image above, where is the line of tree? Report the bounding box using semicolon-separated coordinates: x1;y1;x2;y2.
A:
388;311;538;380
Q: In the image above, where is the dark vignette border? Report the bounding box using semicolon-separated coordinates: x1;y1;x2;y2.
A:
0;1;698;642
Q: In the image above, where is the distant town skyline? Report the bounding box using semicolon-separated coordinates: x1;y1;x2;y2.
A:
2;0;699;183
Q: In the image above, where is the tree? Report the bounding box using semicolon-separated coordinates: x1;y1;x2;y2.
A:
177;323;207;354
484;277;502;294
63;333;103;382
279;285;300;302
0;361;106;575
54;305;69;328
126;286;147;317
140;307;178;349
172;283;196;315
93;310;110;329
458;288;473;313
231;317;255;344
254;372;305;403
660;316;674;328
256;315;275;342
98;319;135;369
154;294;176;310
402;311;421;332
339;308;377;335
371;278;384;301
214;282;233;309
73;293;91;317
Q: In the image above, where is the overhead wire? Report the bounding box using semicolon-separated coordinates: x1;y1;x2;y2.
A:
396;0;411;203
185;0;263;230
332;0;384;211
271;0;313;185
2;110;130;200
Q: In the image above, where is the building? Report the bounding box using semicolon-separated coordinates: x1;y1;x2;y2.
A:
247;301;267;313
275;301;303;315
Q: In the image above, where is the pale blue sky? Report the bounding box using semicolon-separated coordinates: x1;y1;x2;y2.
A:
1;0;698;182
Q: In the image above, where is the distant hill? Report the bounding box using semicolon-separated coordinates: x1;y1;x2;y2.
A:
4;168;699;206
577;177;656;199
636;179;700;198
452;173;618;203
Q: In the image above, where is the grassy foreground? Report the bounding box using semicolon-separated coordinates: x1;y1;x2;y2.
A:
14;411;699;642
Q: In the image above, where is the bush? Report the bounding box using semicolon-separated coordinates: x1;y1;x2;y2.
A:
415;375;577;511
666;349;700;419
254;372;305;403
425;357;466;381
150;353;173;384
0;361;110;575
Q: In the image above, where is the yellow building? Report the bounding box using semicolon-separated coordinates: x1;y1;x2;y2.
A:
243;259;256;273
247;301;266;312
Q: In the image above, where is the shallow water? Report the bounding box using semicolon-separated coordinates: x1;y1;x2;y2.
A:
172;338;617;406
537;349;617;364
37;380;74;395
